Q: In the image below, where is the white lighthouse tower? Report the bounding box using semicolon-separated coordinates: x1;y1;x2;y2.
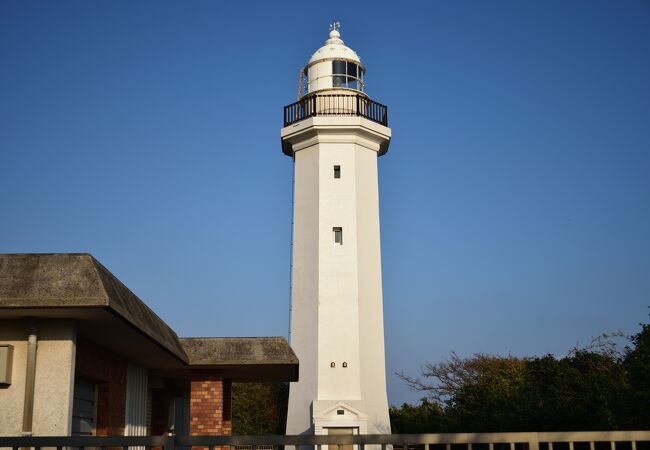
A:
282;24;391;436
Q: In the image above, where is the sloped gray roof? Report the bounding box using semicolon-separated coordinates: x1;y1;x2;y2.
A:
180;336;299;381
181;337;298;365
0;253;189;365
0;253;299;379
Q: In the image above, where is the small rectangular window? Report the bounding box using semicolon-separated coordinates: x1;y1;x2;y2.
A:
333;227;343;245
334;165;341;178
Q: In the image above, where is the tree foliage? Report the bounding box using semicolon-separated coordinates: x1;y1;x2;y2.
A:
390;399;445;433
623;321;650;428
232;382;288;435
392;314;649;432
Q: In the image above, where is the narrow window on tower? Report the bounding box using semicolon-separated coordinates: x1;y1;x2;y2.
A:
333;227;343;245
334;165;341;179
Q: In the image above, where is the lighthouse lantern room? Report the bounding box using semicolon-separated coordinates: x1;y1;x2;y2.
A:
301;22;366;95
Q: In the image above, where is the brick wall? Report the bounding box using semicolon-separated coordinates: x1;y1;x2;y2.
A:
75;341;234;439
189;371;232;436
75;337;128;436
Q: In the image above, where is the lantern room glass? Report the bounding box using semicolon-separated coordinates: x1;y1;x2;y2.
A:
331;60;365;92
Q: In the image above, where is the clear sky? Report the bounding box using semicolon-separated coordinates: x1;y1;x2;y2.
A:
1;1;649;406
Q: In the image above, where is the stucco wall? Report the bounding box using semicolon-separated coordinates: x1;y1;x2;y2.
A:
0;319;76;437
286;144;321;435
354;144;391;434
317;141;362;401
283;116;392;435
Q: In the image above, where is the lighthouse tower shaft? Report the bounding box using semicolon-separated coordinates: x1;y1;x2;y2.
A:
282;27;391;436
283;117;391;435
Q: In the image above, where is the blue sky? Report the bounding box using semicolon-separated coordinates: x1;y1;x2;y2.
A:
1;1;649;405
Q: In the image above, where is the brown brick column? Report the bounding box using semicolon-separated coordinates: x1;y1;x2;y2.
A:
189;370;231;449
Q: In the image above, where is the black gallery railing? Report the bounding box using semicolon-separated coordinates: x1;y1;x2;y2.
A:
284;94;388;127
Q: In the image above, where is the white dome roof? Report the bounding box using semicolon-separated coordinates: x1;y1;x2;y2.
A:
308;29;362;65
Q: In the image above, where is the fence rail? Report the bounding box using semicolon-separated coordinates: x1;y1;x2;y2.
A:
2;431;650;450
284;94;388;127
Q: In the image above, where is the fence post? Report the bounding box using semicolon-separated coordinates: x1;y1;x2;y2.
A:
529;433;540;450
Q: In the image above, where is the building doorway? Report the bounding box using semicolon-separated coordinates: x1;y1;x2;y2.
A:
327;427;357;450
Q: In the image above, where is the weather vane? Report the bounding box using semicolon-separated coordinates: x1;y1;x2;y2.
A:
330;21;341;32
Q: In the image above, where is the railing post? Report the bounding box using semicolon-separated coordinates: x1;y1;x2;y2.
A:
164;435;176;450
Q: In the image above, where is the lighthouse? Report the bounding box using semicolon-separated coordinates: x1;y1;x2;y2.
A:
281;24;392;436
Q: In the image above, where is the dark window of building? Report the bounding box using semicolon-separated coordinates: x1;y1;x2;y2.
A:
334;165;341;178
71;378;98;436
347;79;359;90
333;75;346;88
333;227;343;245
333;60;346;75
346;63;358;77
331;61;365;91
